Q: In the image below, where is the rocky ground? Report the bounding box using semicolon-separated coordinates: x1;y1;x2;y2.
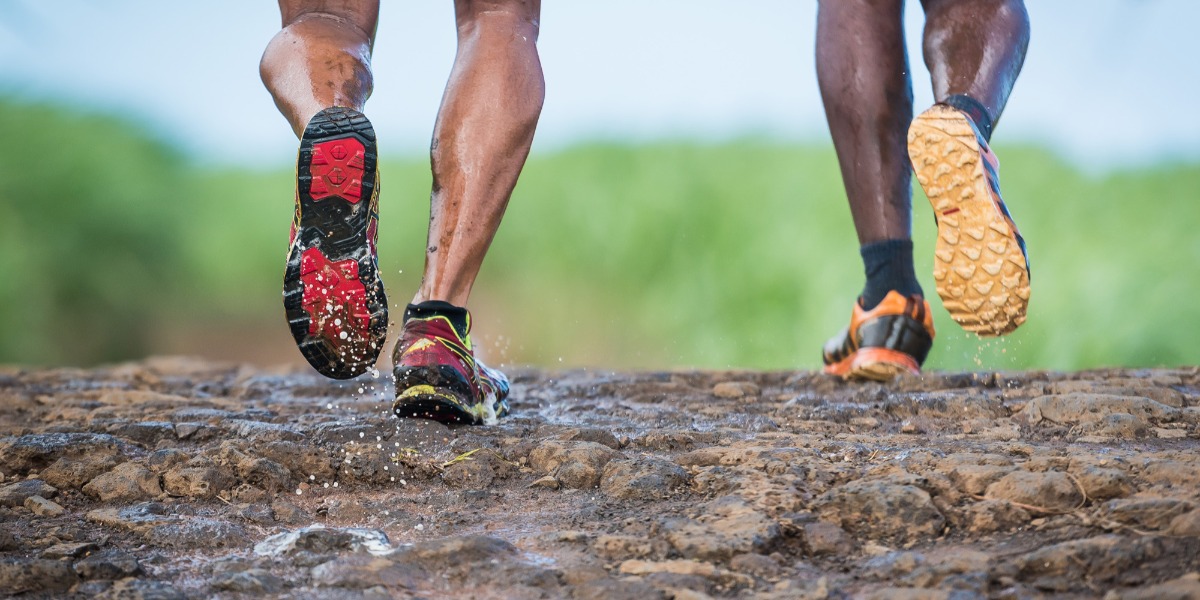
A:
3;358;1200;599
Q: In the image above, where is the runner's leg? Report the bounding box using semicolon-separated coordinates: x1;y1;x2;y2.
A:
261;0;379;137
415;0;545;306
920;0;1030;136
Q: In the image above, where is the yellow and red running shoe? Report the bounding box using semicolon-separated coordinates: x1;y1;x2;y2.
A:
283;107;388;379
823;291;936;381
392;305;510;425
908;104;1031;337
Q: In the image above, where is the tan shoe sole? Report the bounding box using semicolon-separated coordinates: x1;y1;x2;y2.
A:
908;106;1030;337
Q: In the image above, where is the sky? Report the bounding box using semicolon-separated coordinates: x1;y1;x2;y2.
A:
0;1;1197;169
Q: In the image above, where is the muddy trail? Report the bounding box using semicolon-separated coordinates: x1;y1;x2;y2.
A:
3;358;1200;599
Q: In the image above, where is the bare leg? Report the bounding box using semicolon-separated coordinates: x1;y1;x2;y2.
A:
921;0;1030;129
816;0;912;246
414;0;545;306
260;0;379;137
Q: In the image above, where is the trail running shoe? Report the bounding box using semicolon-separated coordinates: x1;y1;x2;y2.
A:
283;107;388;379
823;291;936;381
392;307;510;425
908;104;1031;337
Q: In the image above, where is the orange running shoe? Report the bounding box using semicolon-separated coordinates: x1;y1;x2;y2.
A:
823;291;936;381
908;104;1030;337
283;107;388;379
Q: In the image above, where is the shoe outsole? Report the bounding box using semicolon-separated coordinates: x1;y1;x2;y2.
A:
825;348;920;382
393;364;480;424
908;106;1030;337
284;107;388;379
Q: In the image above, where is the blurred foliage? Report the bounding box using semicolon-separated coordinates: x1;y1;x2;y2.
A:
2;99;1199;370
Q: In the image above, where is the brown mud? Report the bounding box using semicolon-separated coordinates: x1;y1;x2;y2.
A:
3;357;1200;599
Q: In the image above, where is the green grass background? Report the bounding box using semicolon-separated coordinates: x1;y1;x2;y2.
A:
3;99;1198;371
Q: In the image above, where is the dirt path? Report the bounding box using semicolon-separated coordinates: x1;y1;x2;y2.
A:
2;357;1200;599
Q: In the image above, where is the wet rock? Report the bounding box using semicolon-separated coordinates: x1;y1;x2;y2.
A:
442;458;496;489
172;422;215;441
965;499;1030;533
1071;466;1133;501
74;549;142;580
816;478;945;543
560;427;623;450
0;433;128;473
212;568;284;594
803;521;855;556
713;381;760;399
571;577;667;600
619;558;753;588
985;471;1083;513
0;528;19;551
41;454;122;490
600;456;689;500
145;449;189;472
0;479;57;507
529;440;620;489
1167;509;1200;536
900;548;991;589
41;542;97;559
95;578;185;600
1116;572;1200;600
311;555;417;589
102;420;176;445
862;588;950;600
83;462;162;501
255;525;391;560
730;553;784;579
398;534;516;567
949;464;1016;496
592;534;665;560
87;503;250;549
1004;534;1165;591
230;419;305;443
271;497;312;524
662;496;781;560
25;495;65;517
1077;412;1152;439
162;464;232;498
1025;393;1178;426
0;558;78;595
258;440;336;480
1103;498;1195;530
528;475;559;489
863;550;925;580
235;458;291;492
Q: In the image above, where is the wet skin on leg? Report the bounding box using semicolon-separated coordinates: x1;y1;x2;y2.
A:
415;0;546;308
260;0;379;138
921;0;1030;124
816;0;914;247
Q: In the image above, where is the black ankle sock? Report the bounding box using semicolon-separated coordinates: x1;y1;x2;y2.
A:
860;239;923;310
404;301;469;338
943;94;994;143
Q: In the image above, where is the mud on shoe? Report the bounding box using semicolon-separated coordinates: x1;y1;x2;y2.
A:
283;107;388;379
823;291;936;381
392;302;510;425
908;104;1031;337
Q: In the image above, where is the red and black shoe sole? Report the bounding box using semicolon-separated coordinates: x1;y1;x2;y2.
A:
393;364;483;425
283;107;388;379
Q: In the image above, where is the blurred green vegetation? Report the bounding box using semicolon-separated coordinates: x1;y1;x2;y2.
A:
3;98;1199;371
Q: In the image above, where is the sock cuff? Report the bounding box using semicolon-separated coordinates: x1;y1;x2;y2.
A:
405;301;470;337
859;239;922;310
860;239;914;263
942;94;994;143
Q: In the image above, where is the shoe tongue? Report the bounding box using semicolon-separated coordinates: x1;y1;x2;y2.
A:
405;301;470;338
